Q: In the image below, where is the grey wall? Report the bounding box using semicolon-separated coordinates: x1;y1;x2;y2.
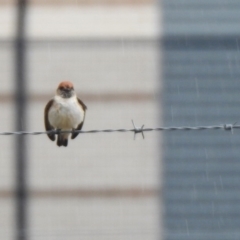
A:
162;1;240;240
0;4;159;240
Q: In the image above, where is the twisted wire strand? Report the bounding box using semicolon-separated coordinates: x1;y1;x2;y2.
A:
0;121;239;136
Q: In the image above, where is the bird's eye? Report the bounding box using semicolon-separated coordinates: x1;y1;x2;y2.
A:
60;87;64;90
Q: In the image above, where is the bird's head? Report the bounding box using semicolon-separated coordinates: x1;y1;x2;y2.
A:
57;81;75;98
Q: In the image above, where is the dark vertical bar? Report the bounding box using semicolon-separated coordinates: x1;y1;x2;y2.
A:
15;0;28;240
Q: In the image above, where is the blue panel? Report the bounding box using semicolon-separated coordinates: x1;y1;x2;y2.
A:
162;1;240;240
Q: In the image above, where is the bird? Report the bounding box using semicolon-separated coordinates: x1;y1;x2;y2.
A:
44;81;87;147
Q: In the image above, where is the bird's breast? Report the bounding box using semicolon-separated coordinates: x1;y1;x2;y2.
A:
48;97;84;129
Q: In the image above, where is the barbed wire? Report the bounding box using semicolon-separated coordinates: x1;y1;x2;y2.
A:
0;120;239;139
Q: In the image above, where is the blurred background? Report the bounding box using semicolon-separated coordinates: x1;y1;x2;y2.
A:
1;0;240;240
0;0;160;240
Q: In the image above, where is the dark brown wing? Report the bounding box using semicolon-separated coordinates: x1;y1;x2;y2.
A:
44;99;55;141
71;98;87;139
77;98;87;111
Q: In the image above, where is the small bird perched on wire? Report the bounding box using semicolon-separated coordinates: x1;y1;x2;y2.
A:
44;81;87;147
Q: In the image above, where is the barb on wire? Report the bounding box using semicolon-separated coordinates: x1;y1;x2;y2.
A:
223;122;238;134
0;121;240;138
132;120;145;139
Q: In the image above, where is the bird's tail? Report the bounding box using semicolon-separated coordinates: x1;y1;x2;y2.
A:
57;133;68;147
